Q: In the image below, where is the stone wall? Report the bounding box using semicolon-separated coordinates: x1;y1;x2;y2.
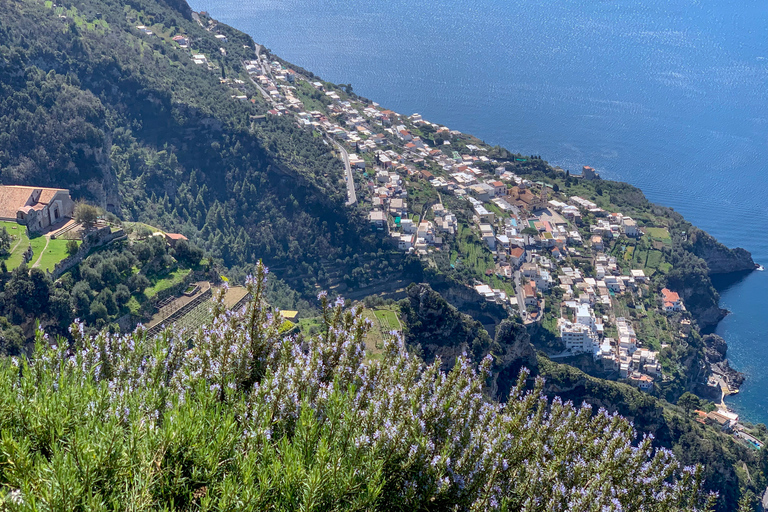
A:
49;226;126;279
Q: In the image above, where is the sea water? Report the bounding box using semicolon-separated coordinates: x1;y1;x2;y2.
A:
189;0;768;423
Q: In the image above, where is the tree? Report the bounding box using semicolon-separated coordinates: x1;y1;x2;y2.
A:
89;300;108;321
0;227;11;255
522;227;538;237
552;183;560;193
74;202;99;228
677;392;701;415
66;239;79;256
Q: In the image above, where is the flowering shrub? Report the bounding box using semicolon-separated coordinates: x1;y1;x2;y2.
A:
0;264;714;511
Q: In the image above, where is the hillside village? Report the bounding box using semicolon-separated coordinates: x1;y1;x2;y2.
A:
223;50;689;393
129;16;720;398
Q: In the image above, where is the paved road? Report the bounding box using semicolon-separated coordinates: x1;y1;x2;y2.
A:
513;271;525;318
333;141;357;205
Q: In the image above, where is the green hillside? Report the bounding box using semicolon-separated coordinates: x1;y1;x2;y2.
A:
0;0;385;292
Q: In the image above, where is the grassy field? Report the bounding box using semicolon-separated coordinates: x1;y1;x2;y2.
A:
361;310;388;360
373;308;401;331
645;250;663;270
144;268;191;298
35;238;76;272
0;221;29;271
645;227;671;243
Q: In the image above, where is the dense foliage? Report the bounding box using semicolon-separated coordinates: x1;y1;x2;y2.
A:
0;264;715;510
397;284;767;511
0;0;388;295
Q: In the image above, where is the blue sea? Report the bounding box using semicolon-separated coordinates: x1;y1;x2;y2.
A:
189;0;768;423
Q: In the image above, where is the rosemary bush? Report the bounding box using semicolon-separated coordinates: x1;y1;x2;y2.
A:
0;264;713;511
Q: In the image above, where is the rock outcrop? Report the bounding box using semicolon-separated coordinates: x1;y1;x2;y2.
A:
489;319;537;400
399;283;494;371
703;334;745;392
687;227;756;274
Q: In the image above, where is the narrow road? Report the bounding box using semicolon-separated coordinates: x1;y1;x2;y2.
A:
513;270;525;318
333;141;357;205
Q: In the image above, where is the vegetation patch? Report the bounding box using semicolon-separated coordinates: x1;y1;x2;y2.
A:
646;227;672;243
144;267;192;298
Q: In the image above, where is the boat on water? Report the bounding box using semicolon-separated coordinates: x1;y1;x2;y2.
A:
757;265;764;271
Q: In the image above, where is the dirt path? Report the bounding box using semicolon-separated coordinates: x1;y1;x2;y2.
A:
8;234;24;256
31;236;50;269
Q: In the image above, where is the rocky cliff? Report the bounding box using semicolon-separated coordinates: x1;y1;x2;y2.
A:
687;227;756;274
703;334;745;391
399;283;494;370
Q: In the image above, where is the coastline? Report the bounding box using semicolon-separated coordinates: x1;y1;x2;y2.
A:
259;25;756;415
188;0;767;424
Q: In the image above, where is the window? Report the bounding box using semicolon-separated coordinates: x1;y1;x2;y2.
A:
54;209;59;219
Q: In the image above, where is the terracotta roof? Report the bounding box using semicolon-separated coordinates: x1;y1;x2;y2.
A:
524;282;536;297
661;288;680;303
510;247;524;258
165;233;188;241
0;187;33;218
0;185;67;219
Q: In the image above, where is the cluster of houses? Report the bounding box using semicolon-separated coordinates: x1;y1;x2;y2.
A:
227;47;695;393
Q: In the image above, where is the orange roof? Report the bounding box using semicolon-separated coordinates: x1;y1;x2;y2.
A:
661;288;680;303
165;233;188;241
490;181;504;187
0;185;68;219
524;282;536;297
510;247;524;258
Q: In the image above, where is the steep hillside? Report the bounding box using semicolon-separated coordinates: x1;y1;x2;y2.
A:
0;0;383;288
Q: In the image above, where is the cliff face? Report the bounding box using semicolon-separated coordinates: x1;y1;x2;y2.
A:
489;319;538;401
399;283;494;370
687;228;756;274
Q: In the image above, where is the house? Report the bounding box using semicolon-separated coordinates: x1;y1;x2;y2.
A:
0;185;75;232
398;234;414;250
468;183;494;202
368;210;387;228
559;315;598;354
489;181;506;197
164;233;188;247
348;154;366;169
172;35;189;47
616;317;637;353
661;288;683;312
628;373;654;391
523;282;538;307
622;217;639;237
582;166;598;180
509;247;526;267
389;198;407;216
706;411;737;432
590;235;604;252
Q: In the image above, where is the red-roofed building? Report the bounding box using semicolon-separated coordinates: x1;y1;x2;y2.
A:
490;181;506;197
509;246;526;267
628;373;654;391
0;185;74;232
164;233;188;247
523;282;538;306
661;288;683;312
